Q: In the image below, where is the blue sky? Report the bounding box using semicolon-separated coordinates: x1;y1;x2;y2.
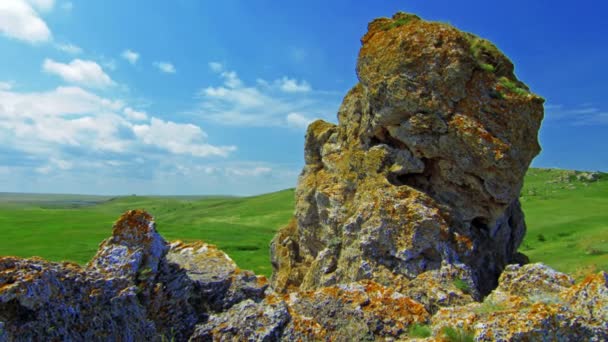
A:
0;0;606;195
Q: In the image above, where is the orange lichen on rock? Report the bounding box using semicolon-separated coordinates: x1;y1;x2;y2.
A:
271;10;543;300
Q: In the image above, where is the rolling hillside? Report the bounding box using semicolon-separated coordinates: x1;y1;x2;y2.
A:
0;168;605;278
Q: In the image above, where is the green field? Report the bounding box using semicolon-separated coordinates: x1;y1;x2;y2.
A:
519;169;608;278
0;168;606;278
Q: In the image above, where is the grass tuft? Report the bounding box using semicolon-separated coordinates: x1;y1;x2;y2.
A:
443;326;475;342
480;63;495;72
498;76;528;96
474;300;506;314
381;13;421;31
453;278;470;293
408;323;432;338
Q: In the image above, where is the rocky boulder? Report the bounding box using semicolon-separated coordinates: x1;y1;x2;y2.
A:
430;263;608;341
271;12;544;296
1;11;606;342
0;210;268;342
0;212;606;341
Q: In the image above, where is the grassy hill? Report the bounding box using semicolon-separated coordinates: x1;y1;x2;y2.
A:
519;168;607;278
0;168;606;278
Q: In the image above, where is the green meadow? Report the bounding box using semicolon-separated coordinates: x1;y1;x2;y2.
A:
0;168;606;278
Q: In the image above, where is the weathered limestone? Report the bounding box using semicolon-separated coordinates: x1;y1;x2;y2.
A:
271;12;543;296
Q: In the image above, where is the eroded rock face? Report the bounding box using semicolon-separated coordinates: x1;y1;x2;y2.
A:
0;212;606;341
1;12;605;342
0;210;268;342
430;264;608;341
271;12;543;296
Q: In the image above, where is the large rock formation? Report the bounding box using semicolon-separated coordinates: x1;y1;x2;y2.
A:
1;12;606;342
1;212;606;341
271;12;544;296
0;210;269;341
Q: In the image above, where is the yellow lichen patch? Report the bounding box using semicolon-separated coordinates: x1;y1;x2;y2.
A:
361;281;430;324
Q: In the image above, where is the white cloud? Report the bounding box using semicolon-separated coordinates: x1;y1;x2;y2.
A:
27;0;55;12
124;107;148;121
121;49;139;65
0;86;122;118
193;65;339;127
43;58;115;88
209;62;223;73
225;166;272;177
546;103;608;125
0;85;234;161
133;118;235;157
36;158;72;174
286;112;315;129
276;77;311;93
154;61;176;74
0;81;14;90
0;0;52;43
56;42;82;54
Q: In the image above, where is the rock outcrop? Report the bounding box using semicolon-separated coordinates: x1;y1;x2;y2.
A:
271;12;543;297
1;11;606;342
430;264;608;341
0;210;268;341
1;212;606;341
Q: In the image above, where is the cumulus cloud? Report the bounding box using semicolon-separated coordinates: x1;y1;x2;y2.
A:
56;42;83;54
27;0;55;12
121;49;139;65
154;61;176;73
43;58;115;88
225;166;272;177
0;81;14;90
286;112;315;129
133;118;235;157
0;0;52;43
276;77;311;93
123;107;148;121
193;62;338;127
0;85;236;177
209;61;223;73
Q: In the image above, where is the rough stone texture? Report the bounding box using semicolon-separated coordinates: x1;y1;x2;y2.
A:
429;263;608;341
281;280;429;341
189;297;291;342
1;214;606;341
1;12;606;342
271;11;543;296
0;211;268;342
191;280;430;342
0;256;155;342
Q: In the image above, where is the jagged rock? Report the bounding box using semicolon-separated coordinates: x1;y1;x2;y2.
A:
1;11;606;342
281;281;429;341
271;11;544;296
192;280;430;341
0;211;268;342
429;263;608;341
189;297;291;342
400;261;480;314
0;256;155;341
165;241;268;313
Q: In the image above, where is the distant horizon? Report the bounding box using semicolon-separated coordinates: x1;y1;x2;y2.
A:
0;167;604;197
1;1;607;195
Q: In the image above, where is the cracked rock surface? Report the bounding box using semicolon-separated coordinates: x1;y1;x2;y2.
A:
271;12;543;297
